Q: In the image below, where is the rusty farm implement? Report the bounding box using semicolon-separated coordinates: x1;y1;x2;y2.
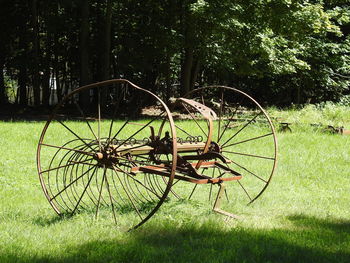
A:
37;79;278;230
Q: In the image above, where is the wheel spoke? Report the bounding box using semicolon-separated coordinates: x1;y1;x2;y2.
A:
237;180;252;201
182;103;207;137
113;165;162;198
50;164;97;201
56;119;97;152
67;159;97;167
113;110;165;152
40;143;95;156
104;171;117;224
175;124;193;138
97;87;102;151
112;165;143;220
74;100;99;142
40;158;95;174
107;86;125;144
222;150;275;160
221;110;262;147
222;132;273;148
107;120;129;148
95;165;107;218
217;98;244;143
208;167;216;201
71;166;98;214
225;159;268;183
217;88;224;141
188;184;198;200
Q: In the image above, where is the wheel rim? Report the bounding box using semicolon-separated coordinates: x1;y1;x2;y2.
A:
170;86;277;207
37;79;177;230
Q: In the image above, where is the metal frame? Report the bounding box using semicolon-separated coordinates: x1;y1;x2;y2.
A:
37;79;278;230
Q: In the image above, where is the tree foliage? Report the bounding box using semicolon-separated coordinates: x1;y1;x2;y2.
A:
0;0;349;107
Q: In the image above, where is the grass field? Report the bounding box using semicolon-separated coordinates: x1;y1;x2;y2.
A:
0;107;349;262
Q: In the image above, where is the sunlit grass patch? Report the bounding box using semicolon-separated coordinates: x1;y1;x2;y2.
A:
0;117;349;262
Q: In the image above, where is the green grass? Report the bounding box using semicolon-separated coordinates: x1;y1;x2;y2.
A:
269;102;350;128
0;114;349;262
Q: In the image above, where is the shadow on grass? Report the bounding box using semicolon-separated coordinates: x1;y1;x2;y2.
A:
287;214;350;233
2;214;350;263
33;213;74;226
32;200;163;227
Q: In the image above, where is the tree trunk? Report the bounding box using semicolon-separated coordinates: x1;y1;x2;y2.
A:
79;0;91;106
0;57;5;106
180;47;193;95
53;32;61;103
165;54;171;101
101;0;112;80
31;0;40;106
42;31;52;107
19;30;28;106
190;58;200;90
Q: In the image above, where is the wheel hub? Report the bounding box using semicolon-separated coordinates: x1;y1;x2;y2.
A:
94;148;119;167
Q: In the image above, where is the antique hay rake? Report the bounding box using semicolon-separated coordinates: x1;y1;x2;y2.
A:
37;79;278;230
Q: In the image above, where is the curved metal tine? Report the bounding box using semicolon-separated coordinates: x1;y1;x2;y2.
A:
40;143;95;156
46;142;83;210
112;165;143;220
222;132;274;149
188;184;198;200
124;169;151;207
208;167;216;201
67;159;97;167
130;159;156;203
40;158;94;174
163;154;179;198
188;167;206;200
221;150;275;161
70;153;98;208
218;96;245;143
147;156;165;196
217;88;224;141
65;153;85;209
224;188;229;202
209;184;213;201
56;119;97;153
113;165;162;199
104;170;117;224
152;172;166;196
221;110;263;148
53;150;79;211
73;99;98;142
237;180;252;202
181;103;207;137
97;87;102;151
141;157;157;201
112;110;166;153
95;165;107;219
108;168;128;209
71;165;98;214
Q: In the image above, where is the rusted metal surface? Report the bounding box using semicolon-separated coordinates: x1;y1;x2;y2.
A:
37;80;278;230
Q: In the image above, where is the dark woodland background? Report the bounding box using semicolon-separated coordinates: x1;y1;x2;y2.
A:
0;0;349;110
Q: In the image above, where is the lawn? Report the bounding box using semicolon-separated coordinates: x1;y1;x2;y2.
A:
0;108;349;262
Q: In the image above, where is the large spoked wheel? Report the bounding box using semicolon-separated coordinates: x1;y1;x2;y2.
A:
37;79;177;230
172;86;277;208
